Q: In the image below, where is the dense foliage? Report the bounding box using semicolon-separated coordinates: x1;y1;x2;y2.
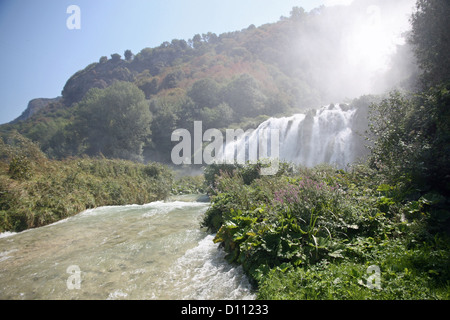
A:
368;84;450;197
200;0;450;300
0;3;413;163
409;0;450;88
201;162;449;299
71;81;152;161
0;133;173;232
367;0;450;235
0;0;448;301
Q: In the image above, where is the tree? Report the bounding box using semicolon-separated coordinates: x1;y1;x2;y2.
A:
201;103;234;129
368;92;419;182
187;78;221;109
202;32;219;44
368;84;450;196
110;53;121;62
192;34;203;50
409;0;450;88
369;0;450;188
171;39;188;50
74;82;151;161
139;77;159;98
290;7;307;21
160;70;184;90
223;74;266;118
124;50;134;61
148;95;183;162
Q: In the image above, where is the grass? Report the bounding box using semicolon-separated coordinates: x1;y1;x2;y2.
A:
201;162;450;300
0;135;173;232
258;238;450;300
2;133;448;300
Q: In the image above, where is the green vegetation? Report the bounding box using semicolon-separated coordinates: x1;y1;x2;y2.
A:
0;133;172;232
368;84;450;198
171;174;207;195
0;9;313;162
70;82;152;162
200;0;450;300
0;0;448;301
409;0;450;88
0;4;409;164
201;162;449;299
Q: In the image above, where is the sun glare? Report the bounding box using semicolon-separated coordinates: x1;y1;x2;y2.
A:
325;0;355;6
344;5;407;73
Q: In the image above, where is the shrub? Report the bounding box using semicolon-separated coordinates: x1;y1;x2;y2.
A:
203;162;450;299
0;156;174;232
8;156;31;180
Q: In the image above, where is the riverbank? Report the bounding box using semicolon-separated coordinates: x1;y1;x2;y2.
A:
0;142;173;232
2;133;449;300
202;162;450;300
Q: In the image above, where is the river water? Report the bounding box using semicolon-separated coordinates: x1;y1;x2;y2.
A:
0;195;255;300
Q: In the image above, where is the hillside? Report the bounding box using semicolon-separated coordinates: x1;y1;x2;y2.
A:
1;0;449;301
0;3;415;163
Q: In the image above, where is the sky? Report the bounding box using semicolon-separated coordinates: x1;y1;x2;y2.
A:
0;0;357;124
0;0;416;125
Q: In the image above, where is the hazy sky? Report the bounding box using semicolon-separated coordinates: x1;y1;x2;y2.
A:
0;0;363;124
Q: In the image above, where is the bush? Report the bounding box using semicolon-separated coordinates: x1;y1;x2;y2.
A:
0;156;173;232
203;162;450;299
258;236;450;300
8;156;31;180
171;175;206;195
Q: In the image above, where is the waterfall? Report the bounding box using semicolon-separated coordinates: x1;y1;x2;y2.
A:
222;104;366;169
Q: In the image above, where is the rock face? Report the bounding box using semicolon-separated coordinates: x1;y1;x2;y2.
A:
11;58;136;124
61;59;135;106
10;97;62;123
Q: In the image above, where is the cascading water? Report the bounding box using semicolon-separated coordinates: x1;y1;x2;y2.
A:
0;105;368;300
222;104;367;169
0;196;255;300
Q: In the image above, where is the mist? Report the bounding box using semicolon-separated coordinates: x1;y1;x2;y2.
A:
294;0;417;104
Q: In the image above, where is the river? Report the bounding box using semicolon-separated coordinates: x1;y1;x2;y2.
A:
0;195;255;300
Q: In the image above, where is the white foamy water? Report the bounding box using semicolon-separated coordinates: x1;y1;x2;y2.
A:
221;104;366;168
162;235;254;300
0;232;17;239
0;198;255;300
